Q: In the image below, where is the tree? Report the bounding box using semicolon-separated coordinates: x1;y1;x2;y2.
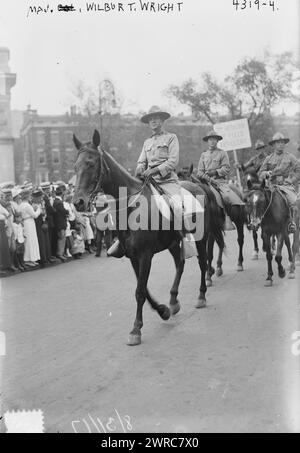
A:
166;52;300;128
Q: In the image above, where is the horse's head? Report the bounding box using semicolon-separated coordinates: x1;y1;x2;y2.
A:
73;130;103;211
245;179;268;231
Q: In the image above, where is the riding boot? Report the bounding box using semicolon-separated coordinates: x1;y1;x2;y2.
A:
106;239;125;258
287;207;296;234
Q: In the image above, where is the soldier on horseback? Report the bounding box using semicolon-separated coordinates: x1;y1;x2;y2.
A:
239;139;269;174
196;130;245;224
107;106;189;258
258;132;300;234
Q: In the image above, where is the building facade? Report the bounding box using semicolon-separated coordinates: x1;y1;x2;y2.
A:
19;107;80;184
0;47;16;183
16;107;300;185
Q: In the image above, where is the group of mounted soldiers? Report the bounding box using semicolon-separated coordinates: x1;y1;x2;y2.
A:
107;106;300;258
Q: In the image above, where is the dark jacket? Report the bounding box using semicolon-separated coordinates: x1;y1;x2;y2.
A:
44;195;55;228
53;197;68;230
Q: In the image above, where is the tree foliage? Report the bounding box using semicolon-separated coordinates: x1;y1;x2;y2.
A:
166;52;300;127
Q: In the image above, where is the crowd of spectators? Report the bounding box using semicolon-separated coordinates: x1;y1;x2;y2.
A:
0;180;115;277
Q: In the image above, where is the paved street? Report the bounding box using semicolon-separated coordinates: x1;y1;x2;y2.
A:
0;231;299;433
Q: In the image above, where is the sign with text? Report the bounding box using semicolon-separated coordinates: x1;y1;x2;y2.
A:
214;118;251;151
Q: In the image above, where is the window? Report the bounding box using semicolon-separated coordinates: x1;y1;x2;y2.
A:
65;130;73;145
52;149;60;164
36;130;45;146
37;172;49;184
38;154;46;164
51;130;60;146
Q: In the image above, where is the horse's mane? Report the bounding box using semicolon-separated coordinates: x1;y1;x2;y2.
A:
102;150;141;186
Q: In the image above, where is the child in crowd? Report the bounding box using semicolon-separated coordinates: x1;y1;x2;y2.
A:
71;228;85;259
12;213;26;271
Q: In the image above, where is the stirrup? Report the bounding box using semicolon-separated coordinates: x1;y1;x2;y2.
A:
107;239;125;258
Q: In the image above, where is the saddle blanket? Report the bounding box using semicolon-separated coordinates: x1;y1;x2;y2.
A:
150;183;204;242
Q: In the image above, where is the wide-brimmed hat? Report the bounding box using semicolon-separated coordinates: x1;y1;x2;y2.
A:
254;139;266;150
40;181;51;189
12;187;22;199
140;106;171;124
21;189;31;199
2;188;12;195
203;130;223;142
32;189;44;198
269;132;289;146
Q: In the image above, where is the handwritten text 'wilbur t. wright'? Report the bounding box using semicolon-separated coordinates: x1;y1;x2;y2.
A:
27;1;184;17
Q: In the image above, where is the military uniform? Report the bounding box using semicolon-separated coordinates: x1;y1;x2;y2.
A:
242;152;267;174
259;132;300;233
197;147;244;207
136;130;180;194
259;151;300;204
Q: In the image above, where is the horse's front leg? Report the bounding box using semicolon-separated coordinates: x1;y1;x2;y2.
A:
131;257;171;325
292;212;300;266
168;242;185;316
251;230;259;260
236;221;244;271
128;252;153;346
196;238;208;308
275;233;286;279
206;233;215;287
262;231;273;286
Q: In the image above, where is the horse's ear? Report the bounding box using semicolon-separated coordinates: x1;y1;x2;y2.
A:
246;177;253;190
188;163;194;176
261;179;266;189
92;130;101;148
73;134;82;150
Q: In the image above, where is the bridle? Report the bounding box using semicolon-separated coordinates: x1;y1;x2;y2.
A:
75;144;148;211
248;187;274;224
75;144;110;209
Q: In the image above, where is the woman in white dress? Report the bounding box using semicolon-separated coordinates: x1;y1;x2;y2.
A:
19;190;41;267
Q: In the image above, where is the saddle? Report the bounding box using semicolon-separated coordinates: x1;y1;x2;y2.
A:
195;177;236;231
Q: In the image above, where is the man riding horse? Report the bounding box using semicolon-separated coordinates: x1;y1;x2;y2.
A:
107;106;189;258
237;139;269;176
258;132;300;234
196;130;245;224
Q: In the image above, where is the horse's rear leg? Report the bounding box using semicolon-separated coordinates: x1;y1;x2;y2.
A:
262;232;273;286
196;239;208;308
216;246;223;277
168;242;184;316
128;253;152;346
206;234;215;287
285;233;296;279
236;221;244;271
251;230;259;260
275;234;286;279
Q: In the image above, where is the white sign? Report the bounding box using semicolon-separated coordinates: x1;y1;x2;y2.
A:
214;118;251;151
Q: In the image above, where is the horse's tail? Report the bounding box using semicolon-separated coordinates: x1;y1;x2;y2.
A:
198;181;225;250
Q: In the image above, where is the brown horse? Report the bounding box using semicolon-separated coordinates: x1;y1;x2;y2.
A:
245;179;296;285
73;130;225;346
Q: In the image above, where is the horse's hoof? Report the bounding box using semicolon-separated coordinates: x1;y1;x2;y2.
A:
288;272;295;280
196;298;206;309
158;304;171;321
206;280;212;288
127;334;141;346
237;264;244;272
279;270;286;279
264;280;273;287
170;302;180;316
216;267;223;277
251;253;258;261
